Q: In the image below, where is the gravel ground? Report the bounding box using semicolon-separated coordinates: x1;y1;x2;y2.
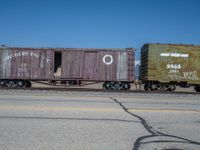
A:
31;81;195;92
0;88;199;101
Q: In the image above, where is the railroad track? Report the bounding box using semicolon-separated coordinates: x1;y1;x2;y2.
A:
0;87;198;95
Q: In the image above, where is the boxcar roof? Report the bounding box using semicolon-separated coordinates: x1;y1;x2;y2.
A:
0;46;135;51
144;43;200;47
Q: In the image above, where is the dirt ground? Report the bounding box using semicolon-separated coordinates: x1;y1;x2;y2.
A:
31;81;194;93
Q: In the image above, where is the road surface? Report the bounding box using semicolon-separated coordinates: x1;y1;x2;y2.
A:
0;90;199;150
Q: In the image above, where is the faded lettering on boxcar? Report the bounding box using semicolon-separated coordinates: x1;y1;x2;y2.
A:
167;64;181;69
3;52;50;63
183;71;199;80
160;53;189;58
167;71;199;80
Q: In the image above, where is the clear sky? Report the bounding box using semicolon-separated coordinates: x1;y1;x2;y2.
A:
0;0;199;59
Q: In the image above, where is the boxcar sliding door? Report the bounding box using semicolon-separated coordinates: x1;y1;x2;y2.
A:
83;51;100;80
61;50;83;79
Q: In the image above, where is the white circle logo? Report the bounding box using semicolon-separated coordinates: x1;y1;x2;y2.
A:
103;55;113;65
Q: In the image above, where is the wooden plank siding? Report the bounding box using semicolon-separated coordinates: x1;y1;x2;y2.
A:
0;47;135;82
61;50;83;79
61;49;134;82
0;47;54;80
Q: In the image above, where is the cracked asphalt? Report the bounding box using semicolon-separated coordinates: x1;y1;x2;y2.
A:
0;91;199;150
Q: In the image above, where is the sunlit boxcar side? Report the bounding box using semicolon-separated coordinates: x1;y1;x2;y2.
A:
140;43;200;92
0;47;54;80
61;48;135;90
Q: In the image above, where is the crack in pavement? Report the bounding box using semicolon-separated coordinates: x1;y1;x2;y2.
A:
110;97;159;135
109;97;200;150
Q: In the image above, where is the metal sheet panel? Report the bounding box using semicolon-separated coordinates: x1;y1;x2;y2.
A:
141;44;200;84
116;51;134;81
117;52;128;80
0;48;11;78
127;50;135;81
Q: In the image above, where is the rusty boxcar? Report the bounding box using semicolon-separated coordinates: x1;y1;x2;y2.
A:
62;48;135;90
140;43;200;92
0;46;54;87
0;46;135;90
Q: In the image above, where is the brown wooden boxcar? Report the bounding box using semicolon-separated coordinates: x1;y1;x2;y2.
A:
0;46;54;87
0;46;135;90
61;48;135;89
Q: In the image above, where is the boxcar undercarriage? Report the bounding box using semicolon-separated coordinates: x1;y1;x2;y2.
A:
0;79;131;90
143;81;200;92
0;79;32;88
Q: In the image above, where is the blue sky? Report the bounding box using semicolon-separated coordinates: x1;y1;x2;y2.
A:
0;0;200;59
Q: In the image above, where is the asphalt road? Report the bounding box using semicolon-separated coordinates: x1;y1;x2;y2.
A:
0;91;199;150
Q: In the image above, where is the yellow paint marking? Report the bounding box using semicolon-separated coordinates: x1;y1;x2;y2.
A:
1;95;109;100
128;108;199;113
0;105;198;113
0;105;122;112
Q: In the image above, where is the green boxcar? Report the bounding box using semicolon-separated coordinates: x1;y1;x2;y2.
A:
140;43;200;92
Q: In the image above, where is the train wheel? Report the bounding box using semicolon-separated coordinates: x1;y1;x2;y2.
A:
168;85;176;91
103;82;128;90
194;86;200;92
0;80;7;87
103;82;110;90
144;83;151;91
112;82;126;90
61;80;67;85
68;80;78;85
113;82;120;90
151;84;158;90
127;84;131;90
16;80;27;88
26;81;32;88
0;80;30;88
122;82;130;90
109;82;115;90
7;80;16;88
